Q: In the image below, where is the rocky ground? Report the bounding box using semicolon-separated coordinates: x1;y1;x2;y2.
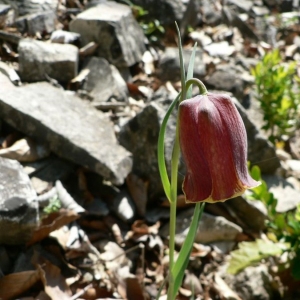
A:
0;0;300;299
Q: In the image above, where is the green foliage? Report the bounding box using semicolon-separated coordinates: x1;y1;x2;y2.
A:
121;0;165;43
251;49;300;143
246;165;277;218
228;165;300;279
43;195;62;214
227;239;283;275
140;19;165;42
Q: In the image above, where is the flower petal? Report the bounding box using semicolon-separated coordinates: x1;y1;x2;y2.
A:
179;93;260;203
179;97;212;202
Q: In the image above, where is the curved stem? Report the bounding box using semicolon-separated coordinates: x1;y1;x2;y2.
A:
167;110;181;299
157;93;181;201
185;78;208;96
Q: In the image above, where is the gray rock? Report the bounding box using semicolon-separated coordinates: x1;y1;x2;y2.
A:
145;206;171;223
0;4;10;28
225;196;268;232
199;0;223;26
81;57;128;105
23;155;75;182
222;6;259;41
205;65;246;100
111;189;136;223
69;1;145;67
130;0;199;27
0;66;15;88
84;198;110;217
221;264;276;300
23;155;76;195
0;0;58;16
251;6;270;16
119;95;184;200
0;4;10;16
285;159;300;177
204;41;235;57
159;47;206;82
50;30;80;44
225;0;253;13
160;209;242;245
263;174;300;213
211;241;237;253
0;157;38;245
18;39;78;83
0;81;132;185
15;11;56;35
233;98;280;174
0;61;20;85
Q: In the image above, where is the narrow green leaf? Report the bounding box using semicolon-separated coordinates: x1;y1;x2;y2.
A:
175;22;186;101
157;93;181;201
186;43;197;99
171;203;205;297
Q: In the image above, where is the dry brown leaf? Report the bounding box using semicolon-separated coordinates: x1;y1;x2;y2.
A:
1;132;22;148
190;243;212;258
0;270;42;299
50;226;70;249
127;83;146;98
0;137;50;162
77;168;95;202
126;173;148;217
126;277;145;300
103;215;124;245
131;220;160;235
73;285;113;300
37;260;72;300
213;274;242;300
27;209;80;246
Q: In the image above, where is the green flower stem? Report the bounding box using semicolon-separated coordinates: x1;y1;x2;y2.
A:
185;78;208;96
157;93;181;201
167;119;181;300
165;79;207;298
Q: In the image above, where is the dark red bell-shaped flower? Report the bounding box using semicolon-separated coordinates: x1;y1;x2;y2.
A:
179;93;260;203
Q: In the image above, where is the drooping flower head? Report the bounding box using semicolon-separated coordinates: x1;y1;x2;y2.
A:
179;93;260;203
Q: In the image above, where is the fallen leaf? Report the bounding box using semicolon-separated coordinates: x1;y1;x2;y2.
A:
131;220;160;235
38;260;72;300
126;276;145;300
213;273;242;300
0;270;41;299
0;137;50;162
127;82;146;98
27;209;80;246
126;173;148;216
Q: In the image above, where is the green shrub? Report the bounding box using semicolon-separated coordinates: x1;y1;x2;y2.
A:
251;49;300;143
228;165;300;280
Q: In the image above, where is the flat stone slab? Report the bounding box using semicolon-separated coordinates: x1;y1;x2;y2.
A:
18;38;78;82
69;1;145;67
0;79;132;185
160;209;242;245
0;157;38;245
